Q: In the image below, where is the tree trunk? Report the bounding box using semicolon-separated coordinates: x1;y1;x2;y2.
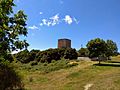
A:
98;60;101;65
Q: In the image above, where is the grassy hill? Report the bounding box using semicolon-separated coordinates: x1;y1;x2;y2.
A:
13;56;120;90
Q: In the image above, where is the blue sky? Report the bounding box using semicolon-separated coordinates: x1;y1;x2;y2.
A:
14;0;120;51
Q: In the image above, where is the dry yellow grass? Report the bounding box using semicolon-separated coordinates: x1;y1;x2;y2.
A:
17;58;120;90
24;60;95;90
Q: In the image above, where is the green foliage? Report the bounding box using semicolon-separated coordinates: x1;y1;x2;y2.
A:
0;0;28;89
64;48;78;59
0;59;24;90
40;54;51;63
0;0;29;57
29;49;39;61
86;38;118;58
38;60;78;73
14;49;40;63
30;61;38;66
41;60;69;73
87;38;107;58
38;48;78;63
86;38;118;64
78;48;89;57
14;50;30;63
106;40;118;58
14;59;78;73
15;48;78;63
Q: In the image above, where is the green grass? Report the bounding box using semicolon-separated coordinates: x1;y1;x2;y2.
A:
12;56;120;90
13;59;78;74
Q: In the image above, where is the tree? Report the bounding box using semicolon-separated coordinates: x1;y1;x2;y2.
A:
29;49;39;61
14;50;30;63
0;0;29;58
78;48;89;57
106;40;118;59
86;38;107;64
64;48;78;60
0;0;28;89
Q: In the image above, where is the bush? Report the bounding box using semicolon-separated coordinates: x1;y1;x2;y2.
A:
32;59;78;73
15;48;78;63
40;54;51;63
14;50;30;63
0;59;24;90
64;48;78;59
78;48;89;57
30;61;38;66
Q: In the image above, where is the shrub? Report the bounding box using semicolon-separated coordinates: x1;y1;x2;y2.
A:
78;48;89;57
14;50;30;63
64;48;78;59
40;54;51;63
30;61;38;66
15;48;78;63
0;59;24;90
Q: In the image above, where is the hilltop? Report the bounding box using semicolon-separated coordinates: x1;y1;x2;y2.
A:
12;55;120;90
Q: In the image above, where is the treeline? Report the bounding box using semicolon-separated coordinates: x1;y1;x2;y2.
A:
13;38;119;63
78;38;118;61
14;48;78;63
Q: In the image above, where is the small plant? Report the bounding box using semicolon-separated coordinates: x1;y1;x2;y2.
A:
68;62;78;67
30;61;38;66
29;77;33;82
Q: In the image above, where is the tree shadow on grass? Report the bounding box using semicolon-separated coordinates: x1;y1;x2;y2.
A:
94;63;120;67
107;61;120;64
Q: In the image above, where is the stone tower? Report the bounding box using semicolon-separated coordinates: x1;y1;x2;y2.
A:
58;38;71;48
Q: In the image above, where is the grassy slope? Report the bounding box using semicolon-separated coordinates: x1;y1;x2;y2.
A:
16;56;120;90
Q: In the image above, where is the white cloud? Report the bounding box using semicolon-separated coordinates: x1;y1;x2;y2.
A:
50;14;60;26
40;19;51;27
40;23;43;26
42;19;47;25
40;14;60;27
28;25;39;30
47;21;52;26
73;17;79;24
64;15;73;24
50;14;59;22
39;12;43;15
39;14;79;26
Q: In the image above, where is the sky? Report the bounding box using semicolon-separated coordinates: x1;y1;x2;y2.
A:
14;0;120;52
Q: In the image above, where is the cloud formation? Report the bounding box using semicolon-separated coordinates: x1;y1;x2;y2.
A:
50;14;60;26
40;14;60;27
39;14;79;27
64;15;73;24
28;25;39;30
73;17;79;24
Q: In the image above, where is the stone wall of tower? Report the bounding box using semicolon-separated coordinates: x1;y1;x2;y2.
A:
58;39;71;48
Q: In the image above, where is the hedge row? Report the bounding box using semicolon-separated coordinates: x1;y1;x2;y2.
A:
14;48;78;63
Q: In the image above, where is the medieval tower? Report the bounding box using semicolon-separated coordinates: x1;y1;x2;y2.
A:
58;38;71;48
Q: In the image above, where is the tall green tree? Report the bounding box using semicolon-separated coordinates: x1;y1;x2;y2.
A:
64;48;78;60
0;0;29;58
78;48;89;57
86;38;107;64
0;0;28;89
106;40;118;59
